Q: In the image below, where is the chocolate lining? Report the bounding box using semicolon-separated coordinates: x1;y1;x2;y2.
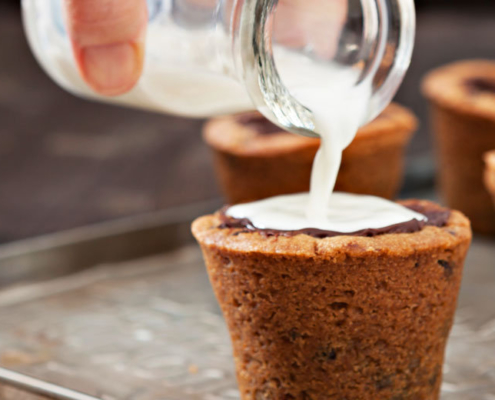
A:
466;78;495;94
236;110;390;136
235;114;283;135
218;203;451;239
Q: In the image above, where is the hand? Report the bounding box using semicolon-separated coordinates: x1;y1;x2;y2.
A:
63;0;346;96
63;0;148;96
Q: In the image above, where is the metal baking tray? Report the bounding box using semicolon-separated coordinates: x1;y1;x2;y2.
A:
0;201;494;400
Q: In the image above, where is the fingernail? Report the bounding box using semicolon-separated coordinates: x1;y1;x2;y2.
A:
79;42;144;96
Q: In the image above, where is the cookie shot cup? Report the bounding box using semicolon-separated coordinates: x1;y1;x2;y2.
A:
203;103;417;204
192;200;471;400
422;60;495;234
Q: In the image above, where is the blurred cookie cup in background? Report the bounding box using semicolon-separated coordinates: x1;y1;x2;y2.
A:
203;103;417;204
422;60;495;234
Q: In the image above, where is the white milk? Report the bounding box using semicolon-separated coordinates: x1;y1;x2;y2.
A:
22;3;254;117
227;193;426;233
283;63;371;221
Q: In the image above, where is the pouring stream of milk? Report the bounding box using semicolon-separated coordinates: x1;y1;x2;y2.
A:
227;60;426;231
297;66;369;222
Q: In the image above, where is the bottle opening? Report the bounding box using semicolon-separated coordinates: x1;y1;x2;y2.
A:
237;0;415;137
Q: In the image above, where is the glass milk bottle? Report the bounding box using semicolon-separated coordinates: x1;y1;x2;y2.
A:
22;0;415;137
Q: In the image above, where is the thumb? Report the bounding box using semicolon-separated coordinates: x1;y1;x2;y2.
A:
63;0;148;96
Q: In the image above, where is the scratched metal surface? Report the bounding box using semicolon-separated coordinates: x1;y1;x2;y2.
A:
0;223;493;399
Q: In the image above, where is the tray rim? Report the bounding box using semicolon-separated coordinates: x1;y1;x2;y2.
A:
0;199;220;289
0;199;220;260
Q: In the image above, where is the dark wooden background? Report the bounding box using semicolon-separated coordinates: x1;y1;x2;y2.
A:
0;1;494;242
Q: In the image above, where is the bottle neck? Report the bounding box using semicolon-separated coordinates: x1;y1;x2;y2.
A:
231;0;415;137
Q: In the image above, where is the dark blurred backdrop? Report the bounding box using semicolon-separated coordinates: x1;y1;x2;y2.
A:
0;0;494;242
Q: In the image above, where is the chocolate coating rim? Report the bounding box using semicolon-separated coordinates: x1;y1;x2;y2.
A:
466;77;495;95
234;113;281;135
192;200;472;259
218;202;451;239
